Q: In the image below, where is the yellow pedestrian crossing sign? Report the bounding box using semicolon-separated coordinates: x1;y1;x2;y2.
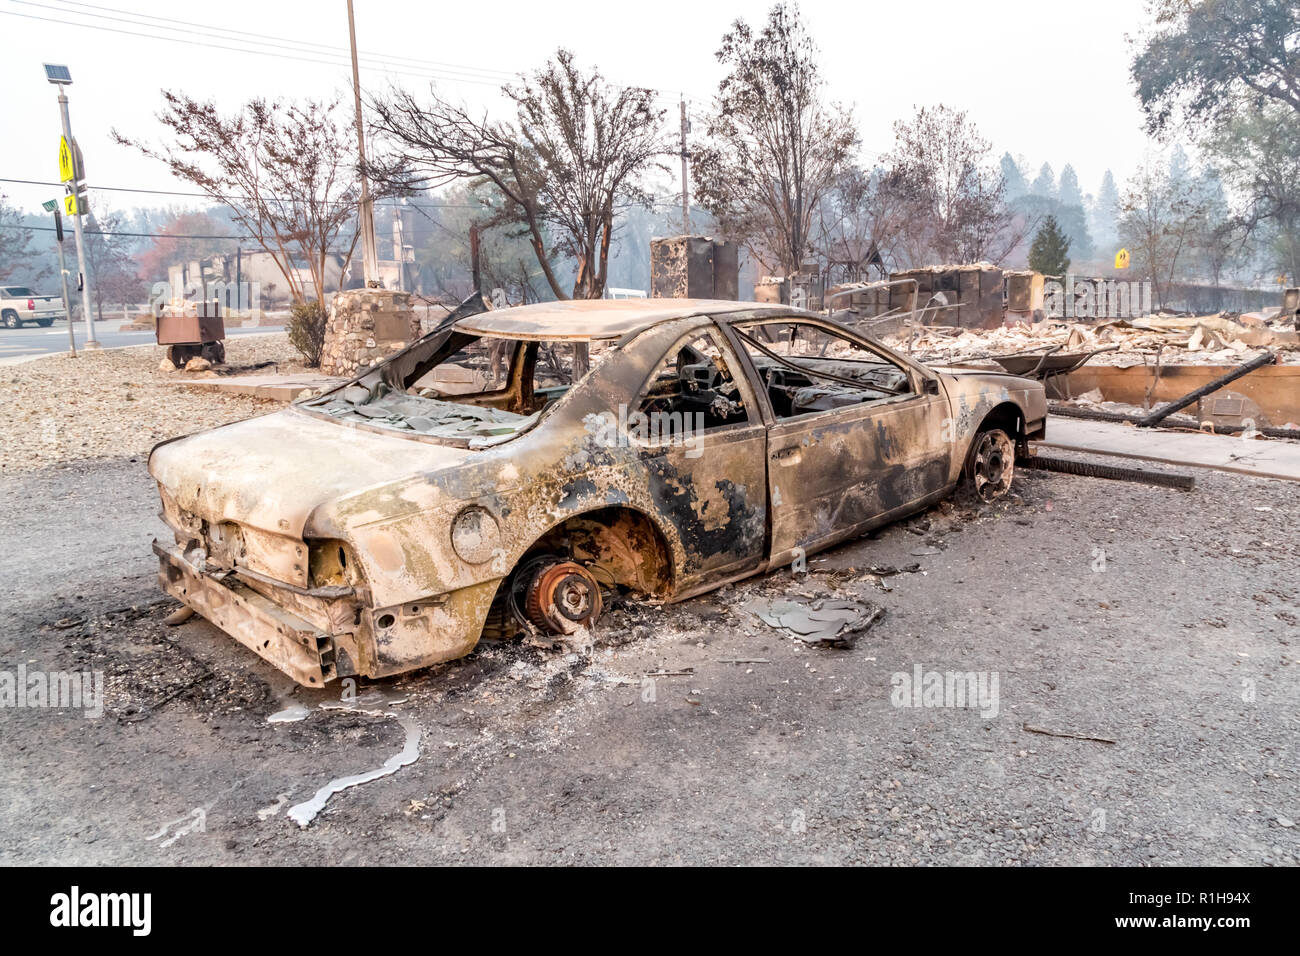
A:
1114;248;1130;270
59;137;74;183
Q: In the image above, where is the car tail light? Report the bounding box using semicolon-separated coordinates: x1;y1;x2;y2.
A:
27;299;35;310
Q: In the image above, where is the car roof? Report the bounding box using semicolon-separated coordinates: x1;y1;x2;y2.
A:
453;298;798;340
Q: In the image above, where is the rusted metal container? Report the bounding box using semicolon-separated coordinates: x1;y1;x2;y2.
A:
156;307;226;366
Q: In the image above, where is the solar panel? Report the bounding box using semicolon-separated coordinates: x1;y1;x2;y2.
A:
43;63;72;85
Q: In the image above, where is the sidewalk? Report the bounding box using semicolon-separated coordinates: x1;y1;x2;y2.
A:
1038;416;1300;482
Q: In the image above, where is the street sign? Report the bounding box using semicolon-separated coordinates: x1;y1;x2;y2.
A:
58;136;85;183
41;200;64;240
59;136;74;182
64;193;80;217
1114;248;1130;270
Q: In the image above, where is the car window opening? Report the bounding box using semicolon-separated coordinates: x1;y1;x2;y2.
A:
637;333;750;434
734;321;913;419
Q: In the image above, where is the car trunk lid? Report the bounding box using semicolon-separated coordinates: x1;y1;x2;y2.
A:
150;407;471;539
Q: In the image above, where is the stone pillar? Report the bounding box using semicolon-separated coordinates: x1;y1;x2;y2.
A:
320;288;421;377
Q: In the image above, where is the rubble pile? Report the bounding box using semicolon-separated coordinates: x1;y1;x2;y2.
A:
881;312;1300;368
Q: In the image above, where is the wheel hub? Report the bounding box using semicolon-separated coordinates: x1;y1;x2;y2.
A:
972;431;1015;501
522;560;602;634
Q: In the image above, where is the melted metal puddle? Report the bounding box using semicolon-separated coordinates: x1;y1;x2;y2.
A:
287;715;421;828
267;691;421;828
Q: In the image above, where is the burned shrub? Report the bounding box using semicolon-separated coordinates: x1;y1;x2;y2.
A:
288;300;329;367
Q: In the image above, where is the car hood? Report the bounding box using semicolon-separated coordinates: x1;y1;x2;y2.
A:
149;407;472;538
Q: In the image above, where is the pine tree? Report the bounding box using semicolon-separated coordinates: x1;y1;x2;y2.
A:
1058;164;1083;209
1031;162;1057;199
1029;215;1071;277
1000;152;1027;200
1097;170;1118;221
1092;170;1121;249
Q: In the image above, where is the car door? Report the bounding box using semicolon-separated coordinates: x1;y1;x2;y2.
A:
726;317;952;566
627;326;768;594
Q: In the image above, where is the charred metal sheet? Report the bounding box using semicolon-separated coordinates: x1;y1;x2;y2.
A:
154;541;336;686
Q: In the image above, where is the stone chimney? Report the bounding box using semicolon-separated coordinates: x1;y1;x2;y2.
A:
320;288;421;377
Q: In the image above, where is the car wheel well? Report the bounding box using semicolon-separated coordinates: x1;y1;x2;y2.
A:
480;507;674;642
972;402;1027;457
520;506;674;597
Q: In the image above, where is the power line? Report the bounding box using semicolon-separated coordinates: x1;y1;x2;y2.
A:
1;177;691;212
45;0;519;78
0;8;507;88
5;2;702;103
1;222;360;256
16;0;514;88
1;223;246;239
0;177;485;210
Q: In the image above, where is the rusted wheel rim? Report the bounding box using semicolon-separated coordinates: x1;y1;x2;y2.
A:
972;430;1014;501
524;560;602;634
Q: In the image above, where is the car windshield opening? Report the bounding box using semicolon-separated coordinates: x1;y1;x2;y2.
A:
300;330;609;446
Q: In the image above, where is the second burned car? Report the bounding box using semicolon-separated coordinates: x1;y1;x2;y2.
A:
149;298;1046;685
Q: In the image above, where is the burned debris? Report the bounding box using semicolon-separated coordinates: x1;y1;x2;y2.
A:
299;382;540;445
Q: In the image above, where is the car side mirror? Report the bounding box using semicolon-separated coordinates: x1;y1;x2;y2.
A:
923;378;940;395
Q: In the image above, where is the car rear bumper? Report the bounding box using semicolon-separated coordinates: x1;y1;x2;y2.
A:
153;540;338;686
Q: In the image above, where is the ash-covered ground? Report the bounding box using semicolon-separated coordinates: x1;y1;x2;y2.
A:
1;453;1296;865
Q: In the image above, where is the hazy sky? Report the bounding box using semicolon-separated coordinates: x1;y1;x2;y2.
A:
1;0;1176;215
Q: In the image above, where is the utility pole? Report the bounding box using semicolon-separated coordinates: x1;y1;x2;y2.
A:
469;224;481;294
347;0;380;287
679;98;691;237
45;64;99;348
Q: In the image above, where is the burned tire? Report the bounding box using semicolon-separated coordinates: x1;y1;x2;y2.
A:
965;428;1015;502
201;341;225;365
167;344;200;367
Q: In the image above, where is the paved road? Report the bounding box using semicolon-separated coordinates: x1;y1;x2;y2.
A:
0;319;284;364
1;451;1296;865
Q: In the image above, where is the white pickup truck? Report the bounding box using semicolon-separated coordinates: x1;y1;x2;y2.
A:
0;285;65;329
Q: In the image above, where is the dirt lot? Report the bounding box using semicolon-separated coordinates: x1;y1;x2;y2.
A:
2;437;1297;865
0;333;302;474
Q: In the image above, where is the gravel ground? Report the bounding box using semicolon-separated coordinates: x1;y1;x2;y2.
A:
0;333;303;474
1;447;1296;865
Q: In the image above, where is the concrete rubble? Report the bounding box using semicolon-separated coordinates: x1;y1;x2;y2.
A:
878;311;1300;368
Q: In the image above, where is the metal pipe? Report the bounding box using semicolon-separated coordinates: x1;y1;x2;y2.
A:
52;209;75;356
1138;350;1277;427
57;89;98;347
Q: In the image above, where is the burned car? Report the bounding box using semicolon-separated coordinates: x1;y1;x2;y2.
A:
150;299;1046;685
